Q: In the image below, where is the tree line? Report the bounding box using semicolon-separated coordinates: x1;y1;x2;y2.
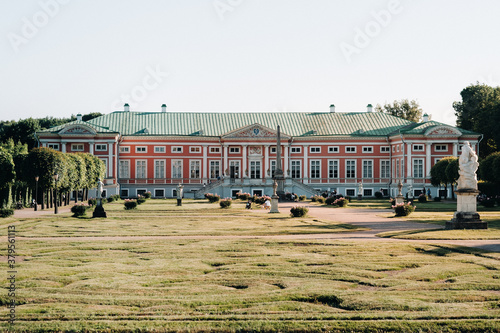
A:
0;139;105;209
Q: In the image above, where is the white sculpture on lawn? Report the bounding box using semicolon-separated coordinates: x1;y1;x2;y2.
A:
457;141;479;190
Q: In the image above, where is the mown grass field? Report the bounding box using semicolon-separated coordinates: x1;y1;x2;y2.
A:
1;199;500;332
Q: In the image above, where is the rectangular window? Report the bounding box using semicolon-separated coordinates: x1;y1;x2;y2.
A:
392;146;395;153
363;160;373;178
396;159;400;178
210;147;220;153
101;159;108;178
72;144;84;151
381;160;390;178
310;147;321;153
413;159;424;178
363;189;373;197
381;146;390;153
346;160;356;178
229;160;240;178
271;146;277;153
155;189;165;197
346;146;356;153
362;146;373;153
397;145;400;152
271;160;276;178
435;144;447;151
291;160;301;179
172;160;183;179
229;147;240;153
328;160;338;179
291;147;301;153
190;160;200;179
310;160;321;179
328;146;339;153
136;160;147;179
154;146;166;153
48;143;59;150
95;144;107;151
155;160;165;179
136;146;147;153
210;161;220;179
190;146;201;153
172;146;182;153
120;146;130;153
121;189;129;197
413;144;424;151
250;161;261;179
119;160;130;178
401;159;404;178
346;189;355;196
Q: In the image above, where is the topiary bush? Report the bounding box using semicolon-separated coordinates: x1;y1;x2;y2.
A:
311;195;325;204
325;196;336;205
253;195;270;205
88;198;96;206
124;199;138;210
137;195;146;205
219;198;232;208
0;208;14;218
393;202;416;216
107;196;115;203
71;204;90;217
418;194;428;203
375;191;383;199
290;206;308;217
144;191;152;199
299;195;306;201
333;197;349;207
433;196;441;202
236;192;251;200
205;193;220;203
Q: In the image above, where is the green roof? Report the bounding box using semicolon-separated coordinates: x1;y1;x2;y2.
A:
38;111;479;137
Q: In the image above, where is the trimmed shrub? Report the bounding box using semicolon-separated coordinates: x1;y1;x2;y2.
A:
433;196;441;202
393;202;416;216
418;194;428;203
124;199;138;210
311;195;325;204
137;195;146;205
144;191;152;199
290;206;308;217
334;197;349;207
299;195;306;201
236;192;251;200
88;198;96;206
325;196;336;205
253;195;271;205
205;193;220;203
107;196;115;203
219;198;232;208
71;204;90;217
374;191;383;199
0;208;14;218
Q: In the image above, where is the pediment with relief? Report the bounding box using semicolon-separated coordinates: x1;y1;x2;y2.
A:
425;126;461;137
59;124;97;136
222;123;291;140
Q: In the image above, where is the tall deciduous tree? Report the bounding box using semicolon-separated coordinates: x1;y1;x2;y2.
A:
430;156;458;199
375;99;423;122
453;83;500;158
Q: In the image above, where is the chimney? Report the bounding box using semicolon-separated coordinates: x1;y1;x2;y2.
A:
161;104;167;112
124;103;130;112
423;113;429;122
76;114;82;121
329;104;335;113
367;104;373;112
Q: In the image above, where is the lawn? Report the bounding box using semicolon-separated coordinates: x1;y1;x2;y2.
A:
1;199;499;332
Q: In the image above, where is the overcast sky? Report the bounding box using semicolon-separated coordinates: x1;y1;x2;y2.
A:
1;0;499;125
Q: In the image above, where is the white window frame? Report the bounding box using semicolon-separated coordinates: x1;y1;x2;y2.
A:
72;144;84;151
310;160;321;179
362;146;373;153
210;147;221;153
413;158;424;178
154;189;165;198
413;144;424;152
291;147;302;154
136;146;147;153
397;145;400;152
121;189;129;198
291;160;301;179
190;160;201;179
100;158;108;178
172;146;183;153
136;160;147;179
210;160;220;179
362;160;373;179
380;160;390;179
346;160;356;178
310;146;321;154
95;144;107;151
271;146;277;154
346;188;356;197
48;143;60;150
328;159;339;179
434;144;448;152
249;160;261;179
154;159;165;179
154;146;166;153
190;146;201;153
136;188;147;197
381;146;390;153
120;146;130;153
346;146;356;153
328;146;339;153
229;147;240;154
363;188;373;197
172;160;183;179
119;160;130;179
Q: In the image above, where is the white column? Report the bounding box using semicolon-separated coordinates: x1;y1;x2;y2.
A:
406;143;412;181
284;145;289;177
264;145;269;178
242;145;247;178
114;142;118;182
303;145;309;184
223;145;228;176
61;141;67;153
108;143;113;177
202;146;208;182
453;142;458;156
426;143;431;177
89;142;94;155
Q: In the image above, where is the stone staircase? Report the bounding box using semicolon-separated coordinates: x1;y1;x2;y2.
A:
193;179;223;199
288;179;320;197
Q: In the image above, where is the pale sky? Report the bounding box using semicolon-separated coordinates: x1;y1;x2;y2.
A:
1;0;499;126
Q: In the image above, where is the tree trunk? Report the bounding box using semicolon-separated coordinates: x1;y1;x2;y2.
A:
450;184;455;200
49;189;53;208
41;191;45;210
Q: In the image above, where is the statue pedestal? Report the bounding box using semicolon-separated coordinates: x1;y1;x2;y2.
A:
92;200;107;218
446;189;487;229
395;196;404;205
269;195;280;213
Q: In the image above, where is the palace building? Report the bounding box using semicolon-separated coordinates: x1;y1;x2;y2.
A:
36;104;481;199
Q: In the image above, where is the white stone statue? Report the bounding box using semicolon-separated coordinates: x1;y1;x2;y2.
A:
457;141;479;190
358;182;363;195
96;179;104;198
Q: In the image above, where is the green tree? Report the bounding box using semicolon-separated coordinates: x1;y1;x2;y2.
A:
430;157;457;199
0;147;16;207
453;83;500;158
375;99;423;122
